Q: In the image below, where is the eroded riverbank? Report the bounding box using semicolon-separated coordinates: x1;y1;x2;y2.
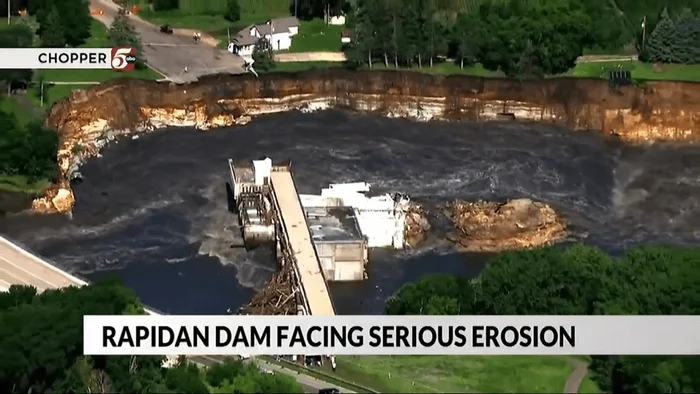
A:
23;70;700;214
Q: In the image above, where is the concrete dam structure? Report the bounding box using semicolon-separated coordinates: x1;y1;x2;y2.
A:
228;158;416;286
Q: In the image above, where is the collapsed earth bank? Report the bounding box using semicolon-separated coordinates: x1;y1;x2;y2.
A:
27;70;700;214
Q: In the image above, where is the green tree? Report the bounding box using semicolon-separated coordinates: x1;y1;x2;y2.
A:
224;0;241;22
477;0;593;77
452;12;480;69
153;0;179;12
0;24;34;95
385;273;473;315
252;37;275;71
386;243;700;394
646;8;678;63
40;5;65;47
0;281;305;392
108;9;145;69
671;15;700;64
34;0;92;47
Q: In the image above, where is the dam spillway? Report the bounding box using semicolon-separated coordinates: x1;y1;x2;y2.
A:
228;158;337;317
228;157;420;316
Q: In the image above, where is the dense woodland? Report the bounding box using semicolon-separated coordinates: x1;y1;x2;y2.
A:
0;97;58;184
0;280;303;393
342;0;700;76
386;244;700;393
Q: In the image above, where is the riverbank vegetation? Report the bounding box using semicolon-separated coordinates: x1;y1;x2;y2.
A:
0;97;57;193
342;0;700;78
0;280;302;392
374;244;700;393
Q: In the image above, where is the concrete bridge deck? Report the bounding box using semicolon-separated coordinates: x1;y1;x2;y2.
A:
269;169;335;317
0;235;160;316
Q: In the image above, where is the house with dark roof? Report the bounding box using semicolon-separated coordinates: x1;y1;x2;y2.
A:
228;16;300;56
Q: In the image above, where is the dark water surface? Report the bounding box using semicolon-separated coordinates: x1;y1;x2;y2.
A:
2;110;700;314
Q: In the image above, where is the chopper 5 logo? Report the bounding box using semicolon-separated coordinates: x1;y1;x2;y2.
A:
111;47;137;71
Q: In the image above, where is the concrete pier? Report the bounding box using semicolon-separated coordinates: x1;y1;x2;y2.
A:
269;167;336;316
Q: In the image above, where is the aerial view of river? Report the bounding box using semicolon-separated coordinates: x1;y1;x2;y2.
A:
1;109;699;315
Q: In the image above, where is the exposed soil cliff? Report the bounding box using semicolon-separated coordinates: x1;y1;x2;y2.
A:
442;198;567;252
33;69;700;214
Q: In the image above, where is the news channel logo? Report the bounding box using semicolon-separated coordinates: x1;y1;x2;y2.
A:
111;47;137;71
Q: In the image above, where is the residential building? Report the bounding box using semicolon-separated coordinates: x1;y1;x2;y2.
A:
229;17;300;56
341;28;352;44
329;14;346;25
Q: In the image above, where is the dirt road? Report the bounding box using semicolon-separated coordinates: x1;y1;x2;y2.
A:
89;0;245;82
564;357;589;393
275;52;347;62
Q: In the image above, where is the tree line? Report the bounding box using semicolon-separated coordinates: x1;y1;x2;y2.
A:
0;280;303;393
0;99;58;184
342;0;700;77
386;243;700;393
644;7;700;64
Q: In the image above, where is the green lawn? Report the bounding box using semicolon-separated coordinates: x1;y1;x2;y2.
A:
569;60;700;82
26;84;88;109
281;59;700;82
289;19;344;53
138;0;291;46
318;355;578;393
0;96;35;125
369;61;501;77
578;375;601;393
0;175;50;194
271;61;344;72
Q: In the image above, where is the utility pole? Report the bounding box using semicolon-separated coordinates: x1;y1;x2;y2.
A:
641;15;647;52
294;0;297;17
7;0;10;25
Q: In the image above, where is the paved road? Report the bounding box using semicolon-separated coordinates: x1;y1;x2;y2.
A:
88;0;245;82
0;236;79;292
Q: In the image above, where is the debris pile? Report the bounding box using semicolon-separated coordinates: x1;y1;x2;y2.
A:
441;198;567;252
404;203;430;247
239;260;298;315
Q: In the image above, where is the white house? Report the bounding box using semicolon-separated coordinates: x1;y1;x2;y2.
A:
229;16;300;56
341;28;352;44
329;14;345;25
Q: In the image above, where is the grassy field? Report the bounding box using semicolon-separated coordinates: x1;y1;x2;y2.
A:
578;375;601;393
272;61;344;72
0;96;35;125
0;175;50;194
27;84;89;109
570;60;700;82
276;58;700;82
139;0;291;46
289;19;344;52
316;355;585;393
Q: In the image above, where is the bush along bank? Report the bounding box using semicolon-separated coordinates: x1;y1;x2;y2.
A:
0;99;58;214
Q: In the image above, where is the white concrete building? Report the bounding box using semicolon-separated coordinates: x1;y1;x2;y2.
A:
300;182;412;249
229;16;300;56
